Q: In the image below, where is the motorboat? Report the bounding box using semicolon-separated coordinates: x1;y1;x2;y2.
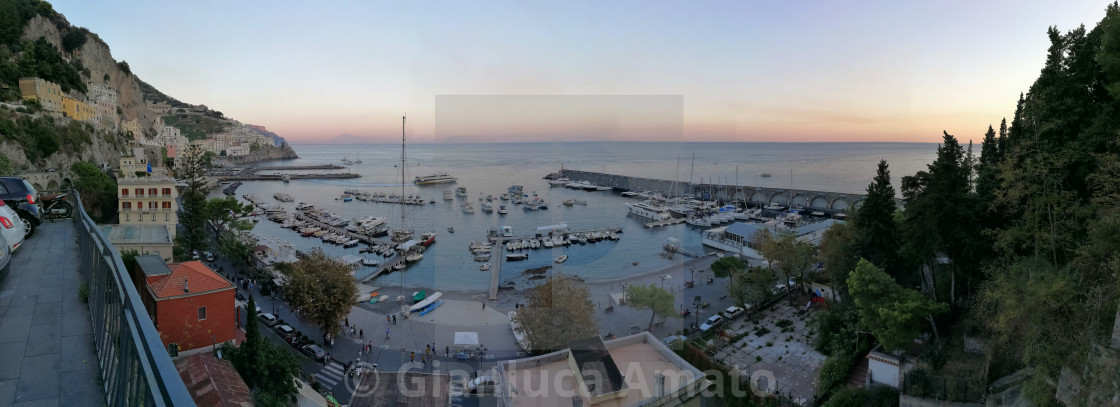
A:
296;202;315;211
498;205;508;214
763;202;785;211
444;190;454;200
543;239;554;248
420;232;437;246
555;255;568;264
455;186;468;198
480;263;491;271
506;253;529;261
811;210;826;217
448;227;455;233
462;202;475;213
563;199;574;207
626;200;671;221
391;229;414;243
474;253;491;262
392;262;406;270
481;201;493;213
500;225;514;237
362;258;380;267
548;177;570;186
274;193;293;202
281;174;290;183
406;252;424;262
414;173;458;185
500;193;510;201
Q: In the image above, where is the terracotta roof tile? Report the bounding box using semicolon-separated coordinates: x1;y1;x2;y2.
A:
174;353;254;407
148;261;233;299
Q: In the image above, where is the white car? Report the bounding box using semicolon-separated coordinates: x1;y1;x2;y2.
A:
700;315;724;332
0;199;27;253
722;306;745;320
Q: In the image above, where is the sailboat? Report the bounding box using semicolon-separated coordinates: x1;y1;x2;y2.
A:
391;116;414;243
354;151;362;164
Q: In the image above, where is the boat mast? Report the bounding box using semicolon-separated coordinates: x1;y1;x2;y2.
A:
670;155;680;198
689;152;695;197
400;115;407;304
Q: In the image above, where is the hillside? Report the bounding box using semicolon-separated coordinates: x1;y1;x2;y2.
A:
0;0;294;173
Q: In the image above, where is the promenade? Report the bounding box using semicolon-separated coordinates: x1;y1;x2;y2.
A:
0;222;104;406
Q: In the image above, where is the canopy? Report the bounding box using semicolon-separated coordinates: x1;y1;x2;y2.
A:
454;331;479;347
397;240;419;251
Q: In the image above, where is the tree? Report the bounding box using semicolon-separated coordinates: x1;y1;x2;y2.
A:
757;230;817;305
70;161;117;221
218;231;258;270
711;257;766;308
61;29;87;53
818;220;859;301
225;295;301;406
281;248;357;335
625;283;676;331
847;259;947;352
853;160;901;275
206;196;254;234
173;144;209;257
510;274;598;354
0;152;11;176
710;256;747;278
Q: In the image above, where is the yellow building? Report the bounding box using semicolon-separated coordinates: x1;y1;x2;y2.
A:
118;170;179;239
18;77;63;114
63;96;96;122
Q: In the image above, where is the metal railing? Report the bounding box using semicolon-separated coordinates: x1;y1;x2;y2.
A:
59;189;194;406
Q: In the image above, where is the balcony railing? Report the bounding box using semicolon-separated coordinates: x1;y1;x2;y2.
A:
59;189;194;406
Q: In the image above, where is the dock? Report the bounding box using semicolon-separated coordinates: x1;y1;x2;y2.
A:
484;226;624;301
252;165;345;171
222;173;360;181
644;218;685;228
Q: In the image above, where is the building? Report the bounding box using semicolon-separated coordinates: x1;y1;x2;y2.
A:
118;170;179;239
18;77;63;114
225;142;250;157
122;118;141;139
84;80;118;127
147;100;172;115
62;95;96;121
866;341;926;389
497;332;709;407
101;224;173;262
174;353;254;407
702;219;843;259
136;259;236;352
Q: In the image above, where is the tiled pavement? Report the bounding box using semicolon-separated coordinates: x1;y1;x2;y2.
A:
0;222;105;407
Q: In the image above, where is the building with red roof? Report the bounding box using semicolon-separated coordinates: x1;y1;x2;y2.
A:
174;352;254;406
137;259;236;352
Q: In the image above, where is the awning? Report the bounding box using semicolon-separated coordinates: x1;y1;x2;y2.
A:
454;331;479;347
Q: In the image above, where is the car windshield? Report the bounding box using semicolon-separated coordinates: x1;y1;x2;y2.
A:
707;316;720;323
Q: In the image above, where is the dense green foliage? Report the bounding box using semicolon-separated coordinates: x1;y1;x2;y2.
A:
161;113;228;141
822;386;899;407
174;144;209;256
0;104;107;162
282;248;358;335
511;274;598;354
852;160;901;275
12;37;87;94
0;152;11;176
60;28;86;53
70;160;117;221
814;355;855;400
848;259;948;352
817;220;858;300
624;283;677;331
224;295;302;407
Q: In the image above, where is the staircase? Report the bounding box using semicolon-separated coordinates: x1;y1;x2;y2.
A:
846;357;869;388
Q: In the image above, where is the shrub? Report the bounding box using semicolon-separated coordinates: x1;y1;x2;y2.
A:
815;355;856;401
775;319;794;328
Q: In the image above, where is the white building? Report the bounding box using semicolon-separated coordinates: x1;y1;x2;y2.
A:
84;81;118;128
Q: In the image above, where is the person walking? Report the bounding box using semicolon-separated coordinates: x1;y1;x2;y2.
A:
385;328;390;339
359;329;364;339
445;346;450;358
410;351;415;363
387;315;391;324
392;314;396;324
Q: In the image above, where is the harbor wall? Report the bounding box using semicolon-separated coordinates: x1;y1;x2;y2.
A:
560;170;904;212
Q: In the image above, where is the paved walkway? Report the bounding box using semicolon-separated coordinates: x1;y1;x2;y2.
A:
0;222;104;406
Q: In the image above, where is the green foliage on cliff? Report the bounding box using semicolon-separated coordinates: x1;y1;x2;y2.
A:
161;114;228;141
13;37;86;93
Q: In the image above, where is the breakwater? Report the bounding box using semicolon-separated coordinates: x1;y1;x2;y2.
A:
556;169;901;211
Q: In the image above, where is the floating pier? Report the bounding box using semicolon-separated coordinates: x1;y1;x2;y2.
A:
253;165;346;171
644;218;685;228
222;173;360;181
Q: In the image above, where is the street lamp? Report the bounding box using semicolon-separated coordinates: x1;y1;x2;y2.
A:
693;296;702;330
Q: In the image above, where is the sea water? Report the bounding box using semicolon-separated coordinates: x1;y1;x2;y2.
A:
216;142;938;291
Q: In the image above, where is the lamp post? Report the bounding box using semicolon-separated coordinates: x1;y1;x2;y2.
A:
693;296;702;330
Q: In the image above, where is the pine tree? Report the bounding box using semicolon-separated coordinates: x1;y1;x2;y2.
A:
853;160;901;276
174;143;209;257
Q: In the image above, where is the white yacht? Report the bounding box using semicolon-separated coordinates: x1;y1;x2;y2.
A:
626;201;672;221
414;173;458;185
481;201;493;213
498;205;508;214
555;255;568;264
462;202;475;213
548;177;570;186
455;186;468;198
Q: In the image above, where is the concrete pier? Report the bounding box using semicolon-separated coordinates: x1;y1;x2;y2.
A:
559;169;902;211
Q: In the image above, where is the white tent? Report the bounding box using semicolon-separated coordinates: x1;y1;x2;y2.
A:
454;332;479;349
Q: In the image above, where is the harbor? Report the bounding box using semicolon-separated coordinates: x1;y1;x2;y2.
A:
483;225;625;300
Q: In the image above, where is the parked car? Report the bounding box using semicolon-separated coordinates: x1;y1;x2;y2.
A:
661;335;687;347
0;177;41;238
468;375;498;394
0;199;27;253
258;313;279;327
191;250;200;261
700;315;724;332
301;344;326;361
721;306;745;320
0;234;10;279
274;324;295;340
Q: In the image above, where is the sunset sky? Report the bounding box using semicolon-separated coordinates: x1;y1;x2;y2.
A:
51;0;1111;143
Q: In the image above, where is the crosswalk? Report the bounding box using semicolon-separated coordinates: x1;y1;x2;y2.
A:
314;361;346;389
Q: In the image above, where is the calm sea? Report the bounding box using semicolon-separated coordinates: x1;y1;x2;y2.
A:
212;142;938;291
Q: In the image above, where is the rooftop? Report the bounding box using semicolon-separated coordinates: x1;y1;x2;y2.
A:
148;261;233;299
174;353;253;407
0;222;105;405
101;224;172;245
569;336;625;398
135;254;172;278
499;332;706;407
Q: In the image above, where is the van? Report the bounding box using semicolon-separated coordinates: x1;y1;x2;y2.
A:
274;324;295;339
258;313;279;327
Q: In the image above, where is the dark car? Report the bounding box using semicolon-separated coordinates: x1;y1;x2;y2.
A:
301;344;326;361
0;177;41;238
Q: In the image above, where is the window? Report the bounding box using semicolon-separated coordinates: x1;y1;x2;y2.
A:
198;307;206;320
162;201;171;209
149;201;157;209
135;188;144;196
122;202;131;210
121;188;129;196
162;188;171;196
124;214;129;222
148;188;157;196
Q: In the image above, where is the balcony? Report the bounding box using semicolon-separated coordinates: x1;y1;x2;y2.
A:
0;191;192;405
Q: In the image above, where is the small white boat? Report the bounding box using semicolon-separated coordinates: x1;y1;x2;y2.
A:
811;210;825;217
543;239;554;248
462;202;475;213
444;190;454;200
480;263;491;271
498;205;508;214
392;262;407;270
406;253;423;262
362;258;380;267
555;255;568;264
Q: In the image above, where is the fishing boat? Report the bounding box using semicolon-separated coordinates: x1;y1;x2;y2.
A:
414;173;458;185
555;255;568;264
498;205;508;214
506;253;529;261
480;263;491;271
455;186;468;198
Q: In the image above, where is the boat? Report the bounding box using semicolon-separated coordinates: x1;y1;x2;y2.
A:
448;227;455;233
443;190;454;200
296;202;314;211
343;239;360;248
760;173;772;178
811;210;826;217
362;258;380;267
462;202;475;213
506;253;529;261
763;202;785;211
342;195;353;202
392;262;406;270
548;177;570;186
414;173;458;185
498;205;508;214
543;239;554;248
420;232;436;246
354;152;362;164
686;216;711;227
480;263;491;271
563;199;574;207
273;193;293;202
626;200;672;220
391;115;415;243
413;290;427;302
500;193;510;201
555;255;568;264
281;174;290;183
406;252;423;262
481;201;493;213
500;225;514;237
418;300;443;316
410;292;443;312
455;186;468;198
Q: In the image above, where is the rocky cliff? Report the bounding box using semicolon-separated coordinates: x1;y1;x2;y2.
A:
220;144;299;165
